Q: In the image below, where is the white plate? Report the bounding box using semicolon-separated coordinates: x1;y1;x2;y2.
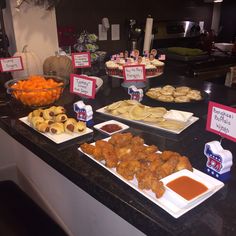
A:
161;169;216;209
93;120;129;135
96;107;199;134
79;140;224;218
19;117;93;144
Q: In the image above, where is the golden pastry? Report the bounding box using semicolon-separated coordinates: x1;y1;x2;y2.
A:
43;109;54;120
162;85;175;92
31;116;44;128
75;121;86;132
49;122;64;134
160;89;173;96
175;86;191;94
174;96;190;103
27;112;33;123
35;121;50;133
53;106;66;115
64;118;77;133
157;95;174;102
44;119;54;125
54;114;68;123
173;90;187;97
187;90;202;100
32;109;44;117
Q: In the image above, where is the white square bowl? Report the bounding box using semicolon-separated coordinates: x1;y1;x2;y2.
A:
161;169;215;208
93;120;129;136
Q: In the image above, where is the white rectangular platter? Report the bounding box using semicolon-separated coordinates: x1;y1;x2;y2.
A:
20;117;93;144
79;141;224;218
96;107;199;134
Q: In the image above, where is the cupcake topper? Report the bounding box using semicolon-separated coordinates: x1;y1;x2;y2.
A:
137;56;143;64
150;49;157;57
143;50;149;58
149;53;155;61
124;50;129;59
73;100;93;126
128;85;143;102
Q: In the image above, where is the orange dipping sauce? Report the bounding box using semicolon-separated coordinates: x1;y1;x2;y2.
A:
166;176;208;201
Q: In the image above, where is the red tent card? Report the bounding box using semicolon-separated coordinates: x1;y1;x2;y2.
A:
123;65;146;82
0;56;23;72
72;52;91;68
70;74;96;99
206;101;236;142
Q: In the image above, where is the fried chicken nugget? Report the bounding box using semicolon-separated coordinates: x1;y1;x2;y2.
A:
146;153;162;162
136;169;153;190
130;136;145;146
117;160;141;180
149;156;164;171
80;143;95;156
160;150;180;161
115;146;133;161
151;180;165;198
109;132;133;147
175;156;193;172
96;140;118;167
103;144;118;168
160;155;179;176
144;145;158;155
103;148;118;168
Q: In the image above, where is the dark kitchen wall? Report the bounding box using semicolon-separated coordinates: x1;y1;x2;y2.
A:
218;1;236;42
55;0;213;54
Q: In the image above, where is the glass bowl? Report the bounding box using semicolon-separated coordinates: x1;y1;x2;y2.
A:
5;75;66;108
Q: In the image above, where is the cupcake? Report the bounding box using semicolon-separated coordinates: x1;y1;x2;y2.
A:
145;64;157;76
151;59;165;73
117;65;124;77
105;61;118;76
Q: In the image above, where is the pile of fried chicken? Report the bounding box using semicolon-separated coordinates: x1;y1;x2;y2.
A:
80;132;192;198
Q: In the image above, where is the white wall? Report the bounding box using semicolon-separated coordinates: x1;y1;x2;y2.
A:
0;128;145;236
4;0;59;65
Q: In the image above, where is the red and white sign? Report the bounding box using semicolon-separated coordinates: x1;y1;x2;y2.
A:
70;74;96;99
206;101;236;142
72;52;91;68
123;65;146;82
0;56;23;72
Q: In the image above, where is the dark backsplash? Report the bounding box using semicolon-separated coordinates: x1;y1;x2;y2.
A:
56;0;213;53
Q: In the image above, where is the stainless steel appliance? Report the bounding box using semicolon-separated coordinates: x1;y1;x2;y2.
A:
154;20;201;40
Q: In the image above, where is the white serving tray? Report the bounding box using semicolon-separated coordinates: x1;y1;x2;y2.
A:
20;117;93;144
96;107;199;134
78;139;224;218
93;120;129;136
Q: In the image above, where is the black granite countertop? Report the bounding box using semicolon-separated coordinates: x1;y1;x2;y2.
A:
0;72;236;236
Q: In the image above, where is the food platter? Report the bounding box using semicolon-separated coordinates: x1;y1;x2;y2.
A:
79;139;224;218
96;106;199;134
145;85;208;104
19;117;93;144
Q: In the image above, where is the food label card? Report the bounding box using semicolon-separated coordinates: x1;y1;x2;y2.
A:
72;52;91;68
0;56;23;72
123;65;146;82
206;101;236;142
70;74;96;99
